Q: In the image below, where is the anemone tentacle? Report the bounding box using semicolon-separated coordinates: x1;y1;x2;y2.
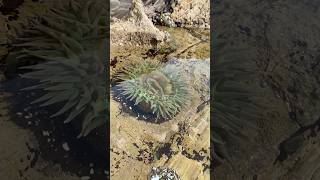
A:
116;64;189;120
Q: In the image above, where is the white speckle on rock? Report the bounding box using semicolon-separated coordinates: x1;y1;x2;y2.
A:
62;142;70;151
42;130;50;136
24;115;31;119
80;176;90;180
150;175;160;180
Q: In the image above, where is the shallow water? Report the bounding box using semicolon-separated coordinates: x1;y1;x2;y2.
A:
110;26;210;71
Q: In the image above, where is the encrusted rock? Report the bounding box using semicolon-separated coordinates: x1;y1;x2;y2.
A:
143;0;210;28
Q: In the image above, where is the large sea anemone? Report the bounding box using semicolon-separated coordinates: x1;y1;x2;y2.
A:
115;60;189;120
5;0;108;138
21;48;107;138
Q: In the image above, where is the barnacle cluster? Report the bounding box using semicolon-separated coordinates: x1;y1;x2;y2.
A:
115;60;189;120
149;166;180;180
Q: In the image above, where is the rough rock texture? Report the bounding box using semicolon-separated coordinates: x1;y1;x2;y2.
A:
170;0;209;28
143;0;210;29
110;0;168;47
213;0;320;179
110;59;210;179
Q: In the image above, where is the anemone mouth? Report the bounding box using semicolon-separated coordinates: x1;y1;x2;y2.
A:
116;68;189;120
139;71;173;95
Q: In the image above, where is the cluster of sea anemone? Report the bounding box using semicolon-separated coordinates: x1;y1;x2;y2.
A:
114;60;189;120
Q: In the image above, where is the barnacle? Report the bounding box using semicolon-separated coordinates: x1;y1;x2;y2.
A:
116;64;189;120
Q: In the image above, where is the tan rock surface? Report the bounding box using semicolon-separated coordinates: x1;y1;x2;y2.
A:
111;0;168;47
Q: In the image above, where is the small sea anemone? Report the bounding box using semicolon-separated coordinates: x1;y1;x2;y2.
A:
116;65;189;120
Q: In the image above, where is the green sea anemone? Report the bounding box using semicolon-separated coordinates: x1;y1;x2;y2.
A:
5;0;108;138
211;42;262;166
21;48;106;138
7;0;107;72
114;60;162;81
116;65;189;120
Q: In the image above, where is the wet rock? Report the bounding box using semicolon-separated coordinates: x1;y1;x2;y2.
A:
212;0;320;179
